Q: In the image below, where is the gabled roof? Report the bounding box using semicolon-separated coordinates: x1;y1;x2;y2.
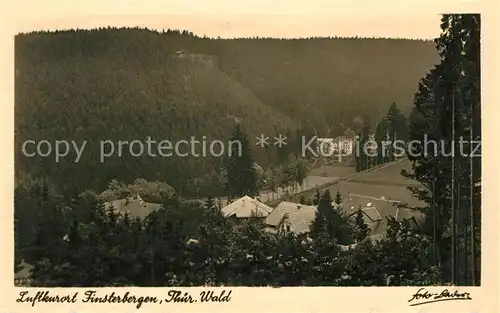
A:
283;206;318;235
265;201;316;226
104;195;162;220
340;193;424;236
347;208;382;235
395;206;424;223
362;207;382;222
221;196;274;218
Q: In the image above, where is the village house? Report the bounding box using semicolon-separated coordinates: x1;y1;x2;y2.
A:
221;195;274;221
264;201;317;235
334;194;424;237
315;134;355;161
332;135;354;155
264;201;382;252
103;194;162;221
276;208;317;236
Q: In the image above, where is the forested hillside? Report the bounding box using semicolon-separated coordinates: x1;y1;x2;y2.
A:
212;37;439;134
15;28;439;197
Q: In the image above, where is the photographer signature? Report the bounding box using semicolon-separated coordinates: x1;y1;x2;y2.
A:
408;288;472;306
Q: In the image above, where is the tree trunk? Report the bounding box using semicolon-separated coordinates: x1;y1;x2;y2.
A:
451;84;456;285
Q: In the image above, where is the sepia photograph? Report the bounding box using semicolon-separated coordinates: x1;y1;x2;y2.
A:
12;8;482;291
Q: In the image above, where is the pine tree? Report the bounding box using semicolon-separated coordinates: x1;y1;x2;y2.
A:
374;121;388;165
375;217;438;285
54;219;90;286
354;135;362;172
225;123;258;197
334;190;343;206
311;191;332;238
308;191;346;284
357;120;373;171
364;116;378;168
404;14;481;285
205;196;216;213
294;157;309;191
311;190;352;245
313;190;321;205
354;208;370;242
343;239;383;286
373;102;408;163
386;102;409;143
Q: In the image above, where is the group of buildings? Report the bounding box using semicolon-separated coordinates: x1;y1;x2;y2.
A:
219;194;422;241
219;195;318;235
15;190;423;286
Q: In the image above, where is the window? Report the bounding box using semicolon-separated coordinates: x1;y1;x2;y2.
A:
286;225;291;232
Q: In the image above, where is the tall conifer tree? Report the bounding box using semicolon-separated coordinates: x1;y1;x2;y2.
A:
404;14;480;285
225;123;258;197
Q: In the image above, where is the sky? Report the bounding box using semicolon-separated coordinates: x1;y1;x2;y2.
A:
6;0;446;39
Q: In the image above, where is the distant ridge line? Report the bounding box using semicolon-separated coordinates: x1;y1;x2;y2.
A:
15;27;435;41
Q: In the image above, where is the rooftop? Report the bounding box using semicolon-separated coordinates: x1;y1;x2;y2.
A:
221;195;274;218
103;195;162;220
283;206;318;235
265;201;316;226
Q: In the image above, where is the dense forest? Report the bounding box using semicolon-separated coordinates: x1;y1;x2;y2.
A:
15;28;438;198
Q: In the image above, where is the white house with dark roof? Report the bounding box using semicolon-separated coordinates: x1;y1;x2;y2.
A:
332;135;354;155
221;196;274;220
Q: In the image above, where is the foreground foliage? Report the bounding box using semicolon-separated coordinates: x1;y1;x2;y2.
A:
16;184;439;287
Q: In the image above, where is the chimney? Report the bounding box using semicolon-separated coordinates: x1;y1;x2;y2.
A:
137;195;144;206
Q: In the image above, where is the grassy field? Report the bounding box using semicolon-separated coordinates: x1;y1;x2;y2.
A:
271;159;425;209
331;159;424;207
309;165;357;178
262;159;427;239
346;158;421;187
329;182;424;209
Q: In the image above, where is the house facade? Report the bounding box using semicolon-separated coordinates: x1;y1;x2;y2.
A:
332;136;354;155
316;136;354;158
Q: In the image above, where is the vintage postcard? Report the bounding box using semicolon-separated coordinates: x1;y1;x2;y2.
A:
1;0;499;312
